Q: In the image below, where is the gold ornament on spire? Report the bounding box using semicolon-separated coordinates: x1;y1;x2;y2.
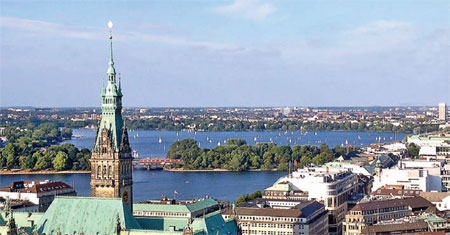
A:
108;20;113;39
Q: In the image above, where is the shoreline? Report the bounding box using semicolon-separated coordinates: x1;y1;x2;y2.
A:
0;170;90;175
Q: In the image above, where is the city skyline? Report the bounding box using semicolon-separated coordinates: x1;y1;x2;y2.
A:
1;0;449;107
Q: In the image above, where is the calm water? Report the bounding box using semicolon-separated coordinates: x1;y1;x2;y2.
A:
63;129;406;158
0;171;286;202
1;130;405;202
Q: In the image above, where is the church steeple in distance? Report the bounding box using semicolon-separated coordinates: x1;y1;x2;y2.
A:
90;21;133;210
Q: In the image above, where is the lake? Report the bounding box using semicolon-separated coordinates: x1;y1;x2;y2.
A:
63;129;406;158
1;130;405;202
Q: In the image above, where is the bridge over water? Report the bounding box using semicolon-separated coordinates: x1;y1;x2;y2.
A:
133;158;184;170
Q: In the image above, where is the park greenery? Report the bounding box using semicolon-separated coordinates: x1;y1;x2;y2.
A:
0;122;91;171
167;138;358;171
3;116;439;133
235;190;262;205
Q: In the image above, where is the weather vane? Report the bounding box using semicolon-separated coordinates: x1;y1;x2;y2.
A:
108;20;113;39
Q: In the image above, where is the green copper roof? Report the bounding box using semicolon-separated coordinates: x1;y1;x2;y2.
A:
191;210;237;235
0;211;44;234
133;204;191;213
265;182;292;192
122;229;183;234
136;217;188;231
34;196;141;234
185;199;218;212
133;199;218;214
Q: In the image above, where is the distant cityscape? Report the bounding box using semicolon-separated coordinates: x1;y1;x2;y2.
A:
1;103;449;134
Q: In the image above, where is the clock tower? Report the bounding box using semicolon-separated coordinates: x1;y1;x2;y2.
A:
90;21;133;210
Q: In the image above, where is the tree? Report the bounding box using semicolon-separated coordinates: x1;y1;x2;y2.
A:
227;139;247;147
235;190;262;205
1;143;17;168
19;155;35;169
34;152;54;170
53;151;69;171
407;143;420;158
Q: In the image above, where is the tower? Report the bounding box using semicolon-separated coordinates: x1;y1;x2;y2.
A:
90;21;133;210
439;102;447;121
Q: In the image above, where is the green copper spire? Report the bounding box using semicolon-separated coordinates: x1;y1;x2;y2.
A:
107;36;116;77
94;21;126;152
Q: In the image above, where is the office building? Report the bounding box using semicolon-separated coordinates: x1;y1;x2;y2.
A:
439;103;447;121
277;167;357;234
225;199;328;235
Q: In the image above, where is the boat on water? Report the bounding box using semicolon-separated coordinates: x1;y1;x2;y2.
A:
158;137;162;143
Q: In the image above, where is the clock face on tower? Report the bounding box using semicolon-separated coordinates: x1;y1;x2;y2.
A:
122;191;129;204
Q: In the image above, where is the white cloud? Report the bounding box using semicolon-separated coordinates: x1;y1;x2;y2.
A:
213;0;276;20
0;16;241;51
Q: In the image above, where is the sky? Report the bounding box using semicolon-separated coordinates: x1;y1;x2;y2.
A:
0;0;449;107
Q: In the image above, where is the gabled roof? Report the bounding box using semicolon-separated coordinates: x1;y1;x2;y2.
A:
34;196;141;234
420;192;450;202
191;210;237;235
186;199;217;213
351;198;407;212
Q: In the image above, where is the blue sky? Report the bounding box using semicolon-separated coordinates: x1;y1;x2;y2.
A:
1;0;449;107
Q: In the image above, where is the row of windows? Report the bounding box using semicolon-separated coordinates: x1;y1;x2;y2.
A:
134;211;189;217
239;215;302;223
243;231;294;235
241;223;294;229
95;162;131;179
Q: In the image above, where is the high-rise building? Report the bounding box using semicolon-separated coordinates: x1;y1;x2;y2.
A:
90;29;133;210
439;102;447;121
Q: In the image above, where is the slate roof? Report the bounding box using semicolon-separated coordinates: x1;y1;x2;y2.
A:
362;221;428;234
34;196;141;234
351;198;407;212
295;201;324;217
371;187;421;197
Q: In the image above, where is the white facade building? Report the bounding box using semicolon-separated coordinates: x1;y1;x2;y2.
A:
278;167;357;234
372;168;443;192
0;180;76;212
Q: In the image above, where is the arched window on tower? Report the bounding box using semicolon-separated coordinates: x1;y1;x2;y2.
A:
103;165;106;178
97;165;101;178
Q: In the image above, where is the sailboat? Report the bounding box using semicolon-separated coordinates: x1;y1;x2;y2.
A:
158;137;162;143
217;141;221;147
